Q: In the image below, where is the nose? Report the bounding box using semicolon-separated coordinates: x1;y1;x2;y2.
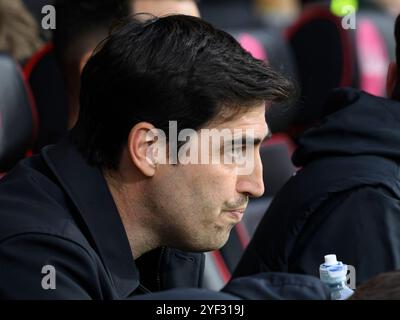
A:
236;152;264;198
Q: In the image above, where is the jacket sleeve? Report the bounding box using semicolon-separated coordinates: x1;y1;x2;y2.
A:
287;185;400;284
223;272;329;300
0;233;103;299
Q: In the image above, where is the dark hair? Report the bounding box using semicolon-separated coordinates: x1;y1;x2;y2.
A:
72;14;294;169
53;0;130;65
393;14;400;100
350;270;400;300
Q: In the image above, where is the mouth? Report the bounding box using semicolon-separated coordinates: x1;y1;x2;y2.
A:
222;208;246;222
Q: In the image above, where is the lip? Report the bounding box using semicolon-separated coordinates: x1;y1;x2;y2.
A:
223;209;245;222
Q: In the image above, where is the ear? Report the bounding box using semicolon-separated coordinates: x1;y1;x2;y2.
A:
127;122;159;177
386;61;398;98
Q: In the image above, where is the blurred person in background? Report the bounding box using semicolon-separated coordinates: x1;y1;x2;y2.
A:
0;0;42;63
299;0;400;16
254;0;301;28
133;0;200;18
364;0;400;16
25;0;200;154
53;0;130;129
55;0;200;130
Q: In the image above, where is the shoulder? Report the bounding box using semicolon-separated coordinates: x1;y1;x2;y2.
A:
318;184;400;213
0;156;91;250
0;232;106;299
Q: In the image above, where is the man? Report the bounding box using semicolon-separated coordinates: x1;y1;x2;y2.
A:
0;15;328;299
234;15;400;285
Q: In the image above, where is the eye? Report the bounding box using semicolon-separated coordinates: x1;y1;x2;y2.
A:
233;145;245;154
230;145;247;162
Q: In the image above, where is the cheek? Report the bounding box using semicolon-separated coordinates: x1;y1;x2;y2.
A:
187;165;238;210
157;164;238;221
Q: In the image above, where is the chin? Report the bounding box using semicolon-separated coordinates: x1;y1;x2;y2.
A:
178;227;232;252
187;238;229;253
207;232;231;251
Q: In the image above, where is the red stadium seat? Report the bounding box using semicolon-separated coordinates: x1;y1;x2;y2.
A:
356;14;390;96
286;4;394;131
0;53;38;174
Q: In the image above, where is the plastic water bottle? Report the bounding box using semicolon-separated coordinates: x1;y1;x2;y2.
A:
319;254;354;300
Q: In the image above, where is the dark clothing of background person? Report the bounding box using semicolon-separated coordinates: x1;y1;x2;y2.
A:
234;87;400;285
0;136;328;299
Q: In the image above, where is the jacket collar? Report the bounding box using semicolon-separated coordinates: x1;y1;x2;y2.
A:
41;136;139;298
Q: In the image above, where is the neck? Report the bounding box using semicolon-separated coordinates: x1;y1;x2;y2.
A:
103;169;161;259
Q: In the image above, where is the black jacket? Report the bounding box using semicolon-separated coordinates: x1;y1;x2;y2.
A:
0;136;329;300
234;88;400;285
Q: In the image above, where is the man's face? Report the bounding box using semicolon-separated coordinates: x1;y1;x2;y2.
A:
145;104;268;252
132;0;200;18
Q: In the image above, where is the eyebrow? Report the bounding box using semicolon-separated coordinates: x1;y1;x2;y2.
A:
229;131;272;147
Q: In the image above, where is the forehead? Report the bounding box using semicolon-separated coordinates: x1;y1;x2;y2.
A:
207;103;269;136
